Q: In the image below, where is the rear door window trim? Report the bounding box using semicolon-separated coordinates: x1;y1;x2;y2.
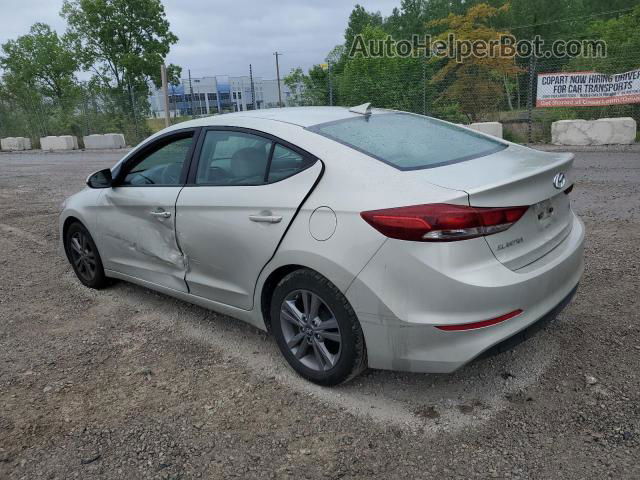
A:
186;126;318;186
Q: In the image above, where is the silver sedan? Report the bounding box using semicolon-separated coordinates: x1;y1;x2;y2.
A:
60;106;584;385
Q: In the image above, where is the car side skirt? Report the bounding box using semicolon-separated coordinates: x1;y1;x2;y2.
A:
105;270;267;331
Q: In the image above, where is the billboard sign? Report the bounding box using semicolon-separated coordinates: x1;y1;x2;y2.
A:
536;69;640;107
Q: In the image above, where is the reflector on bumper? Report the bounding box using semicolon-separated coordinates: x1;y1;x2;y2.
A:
435;309;523;331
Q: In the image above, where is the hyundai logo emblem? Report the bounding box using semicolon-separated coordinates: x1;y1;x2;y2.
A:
553;172;566;190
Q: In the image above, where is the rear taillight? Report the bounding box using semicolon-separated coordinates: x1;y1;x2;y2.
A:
360;203;528;242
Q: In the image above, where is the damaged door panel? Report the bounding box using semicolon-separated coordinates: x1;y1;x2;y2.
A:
95;130;197;292
97;187;188;292
176;129;322;310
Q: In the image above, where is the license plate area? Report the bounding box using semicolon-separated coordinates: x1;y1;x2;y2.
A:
533;199;555;228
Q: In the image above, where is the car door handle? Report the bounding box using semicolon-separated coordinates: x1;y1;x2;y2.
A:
150;210;171;218
249;214;282;224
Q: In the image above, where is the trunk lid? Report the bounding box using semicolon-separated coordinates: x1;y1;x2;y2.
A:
425;144;575;270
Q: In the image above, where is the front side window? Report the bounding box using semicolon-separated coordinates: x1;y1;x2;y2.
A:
308;113;506;170
196;131;272;185
121;135;193;186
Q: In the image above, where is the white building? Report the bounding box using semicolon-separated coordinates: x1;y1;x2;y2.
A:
149;75;293;118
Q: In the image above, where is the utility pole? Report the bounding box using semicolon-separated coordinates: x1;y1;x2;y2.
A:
195;83;204;115
129;85;139;141
422;57;427;116
188;69;195;119
249;64;256;110
274;52;283;108
527;55;536;144
160;64;170;127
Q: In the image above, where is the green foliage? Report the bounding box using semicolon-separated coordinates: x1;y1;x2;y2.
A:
345;5;383;50
166;63;182;87
283;67;308;106
583;5;640;73
284;66;332;106
60;0;178;141
0;0;178;144
1;23;79;104
294;0;640;130
2;0;639;145
61;0;177;90
428;4;521;121
339;25;424;112
0;23;81;138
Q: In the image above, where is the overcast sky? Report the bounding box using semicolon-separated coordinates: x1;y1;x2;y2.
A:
0;0;400;80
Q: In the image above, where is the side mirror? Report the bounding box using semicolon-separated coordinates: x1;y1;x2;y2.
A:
86;168;113;188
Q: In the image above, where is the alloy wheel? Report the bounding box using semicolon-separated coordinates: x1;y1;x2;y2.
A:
68;231;97;282
279;289;342;371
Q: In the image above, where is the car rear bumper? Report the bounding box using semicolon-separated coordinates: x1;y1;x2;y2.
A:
345;212;584;373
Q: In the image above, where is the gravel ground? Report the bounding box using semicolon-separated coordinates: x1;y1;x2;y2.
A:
0;148;638;479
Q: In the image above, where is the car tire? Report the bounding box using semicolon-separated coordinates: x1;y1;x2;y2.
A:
64;222;110;289
270;269;367;386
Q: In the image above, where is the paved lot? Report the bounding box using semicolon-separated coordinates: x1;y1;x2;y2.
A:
0;148;638;479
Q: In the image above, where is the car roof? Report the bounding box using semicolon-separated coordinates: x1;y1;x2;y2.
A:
167;106;390;130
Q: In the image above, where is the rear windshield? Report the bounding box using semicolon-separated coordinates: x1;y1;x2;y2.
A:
308;112;506;170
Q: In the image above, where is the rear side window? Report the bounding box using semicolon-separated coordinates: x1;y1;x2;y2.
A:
268;144;313;183
308;113;506;170
196;131;271;185
195;129;316;185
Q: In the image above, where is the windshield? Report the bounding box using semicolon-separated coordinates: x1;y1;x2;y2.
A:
308;112;507;170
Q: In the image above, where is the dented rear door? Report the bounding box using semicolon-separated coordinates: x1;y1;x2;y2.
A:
176;129;322;310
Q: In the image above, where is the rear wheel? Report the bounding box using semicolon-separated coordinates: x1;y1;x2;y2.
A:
65;222;109;289
270;269;367;386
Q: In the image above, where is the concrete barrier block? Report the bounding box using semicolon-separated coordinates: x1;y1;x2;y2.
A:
552;118;636;145
469;122;503;138
40;135;78;151
83;133;126;149
551;120;589;146
1;137;32;151
592;117;636;145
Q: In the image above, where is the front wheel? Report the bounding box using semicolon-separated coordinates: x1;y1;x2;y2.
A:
270;269;367;386
64;222;109;289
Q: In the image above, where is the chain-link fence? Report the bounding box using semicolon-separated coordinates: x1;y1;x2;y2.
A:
0;85;151;149
310;48;640;143
1;50;638;148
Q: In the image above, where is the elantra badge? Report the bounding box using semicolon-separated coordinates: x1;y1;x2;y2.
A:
553;172;566;189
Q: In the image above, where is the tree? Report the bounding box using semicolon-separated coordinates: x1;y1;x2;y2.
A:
1;23;79;107
428;3;521;121
61;0;178;136
284;66;331;106
0;23;81;138
283;67;308;106
385;0;429;37
166;63;182;87
583;4;640;73
340;25;423;112
344;5;383;53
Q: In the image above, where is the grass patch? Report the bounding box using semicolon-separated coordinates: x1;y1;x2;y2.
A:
146;117;192;134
